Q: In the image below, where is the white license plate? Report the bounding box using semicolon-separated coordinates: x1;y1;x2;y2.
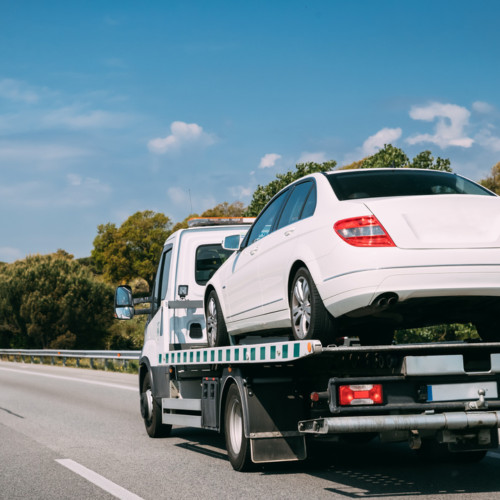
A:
427;381;498;402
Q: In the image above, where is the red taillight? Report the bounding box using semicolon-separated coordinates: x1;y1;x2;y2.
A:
334;216;395;247
338;384;383;406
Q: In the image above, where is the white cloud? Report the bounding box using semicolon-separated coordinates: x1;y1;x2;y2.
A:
259;153;281;168
43;106;130;129
229;185;254;199
297;151;327;164
361;128;402;156
0;78;39;103
472;101;494;114
0;141;90;164
148;121;216;154
475;128;500;152
407;102;473;148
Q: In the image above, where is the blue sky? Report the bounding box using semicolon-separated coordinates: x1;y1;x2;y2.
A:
1;1;500;262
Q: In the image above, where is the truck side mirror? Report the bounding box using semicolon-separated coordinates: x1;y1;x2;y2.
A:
222;234;243;251
115;285;135;320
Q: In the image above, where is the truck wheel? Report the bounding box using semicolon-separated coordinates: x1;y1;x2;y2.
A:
206;290;229;347
290;267;333;343
224;384;252;471
141;371;172;438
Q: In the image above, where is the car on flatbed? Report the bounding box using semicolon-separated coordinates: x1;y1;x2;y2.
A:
204;168;500;347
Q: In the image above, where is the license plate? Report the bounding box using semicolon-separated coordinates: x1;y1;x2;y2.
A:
427;382;498;402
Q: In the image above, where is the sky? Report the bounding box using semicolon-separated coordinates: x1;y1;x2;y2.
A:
1;0;500;262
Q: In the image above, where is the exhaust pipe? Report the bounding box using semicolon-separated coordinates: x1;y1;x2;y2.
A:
372;292;399;309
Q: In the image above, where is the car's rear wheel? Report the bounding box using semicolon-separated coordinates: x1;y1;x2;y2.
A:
206;290;229;347
290;267;334;343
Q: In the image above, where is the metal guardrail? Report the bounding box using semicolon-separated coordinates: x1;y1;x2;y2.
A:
0;349;141;369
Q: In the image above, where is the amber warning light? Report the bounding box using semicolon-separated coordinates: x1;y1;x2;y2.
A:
339;384;383;406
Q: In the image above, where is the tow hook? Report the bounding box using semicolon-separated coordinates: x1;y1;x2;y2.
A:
466;389;488;411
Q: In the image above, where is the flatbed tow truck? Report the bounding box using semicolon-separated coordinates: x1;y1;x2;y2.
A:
114;219;500;471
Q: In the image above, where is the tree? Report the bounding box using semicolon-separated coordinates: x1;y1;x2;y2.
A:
410;150;452;172
245;160;337;216
0;253;113;349
91;211;172;288
479;161;500;194
361;144;409;169
202;201;246;217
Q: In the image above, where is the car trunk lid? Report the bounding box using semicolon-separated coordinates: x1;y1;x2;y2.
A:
359;195;500;249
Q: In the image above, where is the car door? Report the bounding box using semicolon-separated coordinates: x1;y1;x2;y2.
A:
258;180;317;319
222;190;289;329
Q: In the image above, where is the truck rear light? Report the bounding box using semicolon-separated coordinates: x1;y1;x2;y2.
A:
339;384;383;406
334;216;395;247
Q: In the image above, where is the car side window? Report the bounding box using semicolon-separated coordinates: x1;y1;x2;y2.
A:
300;183;316;219
277;181;314;229
246;190;288;246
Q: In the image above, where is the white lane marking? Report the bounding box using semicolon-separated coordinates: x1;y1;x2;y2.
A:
56;459;143;500
0;366;137;392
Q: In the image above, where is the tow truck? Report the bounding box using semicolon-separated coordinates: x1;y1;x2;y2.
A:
114;218;500;471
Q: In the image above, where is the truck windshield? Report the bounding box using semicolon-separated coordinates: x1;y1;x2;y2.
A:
326;169;494;201
195;244;233;285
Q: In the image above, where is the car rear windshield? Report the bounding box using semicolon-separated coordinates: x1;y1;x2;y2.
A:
327;169;494;201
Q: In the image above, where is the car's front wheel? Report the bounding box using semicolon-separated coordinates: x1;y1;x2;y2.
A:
206;290;229;347
290;267;334;343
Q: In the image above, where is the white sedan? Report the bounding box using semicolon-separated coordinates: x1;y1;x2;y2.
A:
204;168;500;346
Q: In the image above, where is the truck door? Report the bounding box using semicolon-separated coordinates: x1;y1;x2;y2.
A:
145;246;173;347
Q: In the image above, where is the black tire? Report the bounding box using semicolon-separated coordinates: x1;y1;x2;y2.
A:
290;267;334;343
224;384;252;471
206;290;229;347
141;371;172;438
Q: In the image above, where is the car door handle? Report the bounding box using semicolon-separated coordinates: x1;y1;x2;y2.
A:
250;247;259;256
284;228;295;236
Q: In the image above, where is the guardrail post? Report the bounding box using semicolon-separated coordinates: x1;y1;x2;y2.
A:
51;356;55;365
62;357;66;367
76;358;80;368
90;358;94;369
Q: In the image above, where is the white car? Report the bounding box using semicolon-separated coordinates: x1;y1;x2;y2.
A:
204;168;500;346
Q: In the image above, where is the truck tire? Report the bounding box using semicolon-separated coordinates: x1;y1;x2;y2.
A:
141;371;172;438
290;267;334;343
206;290;229;347
224;384;252;471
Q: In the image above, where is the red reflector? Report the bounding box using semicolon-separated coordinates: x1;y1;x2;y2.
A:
339;384;383;406
310;392;320;402
334;216;395;247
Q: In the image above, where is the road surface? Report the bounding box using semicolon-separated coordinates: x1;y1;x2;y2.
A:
1;360;499;499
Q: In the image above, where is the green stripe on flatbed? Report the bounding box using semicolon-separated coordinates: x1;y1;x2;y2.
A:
160;340;322;366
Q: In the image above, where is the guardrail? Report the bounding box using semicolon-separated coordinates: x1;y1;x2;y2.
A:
0;349;141;370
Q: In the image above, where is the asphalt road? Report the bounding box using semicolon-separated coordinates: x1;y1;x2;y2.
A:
1;360;500;500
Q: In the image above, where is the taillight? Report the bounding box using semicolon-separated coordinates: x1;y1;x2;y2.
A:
334;216;395;247
338;384;383;406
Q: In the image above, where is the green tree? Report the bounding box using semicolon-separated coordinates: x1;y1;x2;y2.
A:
91;211;172;288
410;150;452;172
245;160;337;216
0;253;113;349
202;201;246;217
361;144;409;169
479;161;500;194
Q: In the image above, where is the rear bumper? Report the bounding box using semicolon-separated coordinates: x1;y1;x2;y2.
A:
318;264;500;318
